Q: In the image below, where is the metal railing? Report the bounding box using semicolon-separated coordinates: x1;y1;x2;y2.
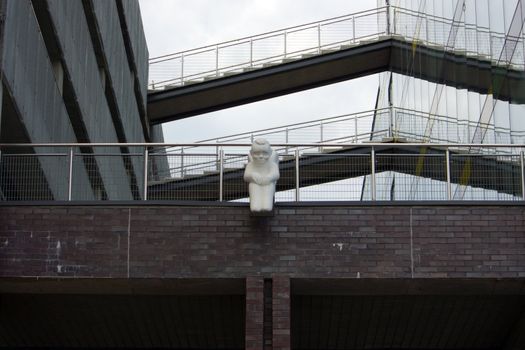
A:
159;107;525;179
0;143;524;202
148;6;524;90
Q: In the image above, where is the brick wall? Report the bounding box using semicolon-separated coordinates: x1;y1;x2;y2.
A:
0;205;524;278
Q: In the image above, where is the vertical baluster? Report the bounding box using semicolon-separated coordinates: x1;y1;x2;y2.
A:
521;151;525;200
181;53;184;85
143;147;149;201
318;24;321;53
216;46;219;76
219;148;224;202
295;149;300;202
371;146;376;201
446;148;452;200
284;31;287;58
250;38;253;67
68;147;74;201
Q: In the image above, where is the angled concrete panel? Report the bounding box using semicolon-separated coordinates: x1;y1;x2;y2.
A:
46;0;133;200
1;0;92;200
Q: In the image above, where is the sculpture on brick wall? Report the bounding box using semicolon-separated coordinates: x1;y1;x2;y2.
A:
244;139;280;212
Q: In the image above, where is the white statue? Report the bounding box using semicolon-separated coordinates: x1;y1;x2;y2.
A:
244;139;280;212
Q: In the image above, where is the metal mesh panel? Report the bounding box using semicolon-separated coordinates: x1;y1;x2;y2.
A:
375;154;447;200
298;153;370;201
451;154;522;200
0;154;67;200
71;154;141;201
148;153;220;201
222;153;248;202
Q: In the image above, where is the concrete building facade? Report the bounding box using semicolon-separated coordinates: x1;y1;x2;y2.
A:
0;0;161;201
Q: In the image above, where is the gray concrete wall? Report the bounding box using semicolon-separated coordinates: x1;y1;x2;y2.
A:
119;0;149;108
150;124;170;180
1;0;93;200
46;0;133;200
90;0;145;193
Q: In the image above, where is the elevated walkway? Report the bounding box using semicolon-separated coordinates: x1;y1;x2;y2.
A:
147;7;525;124
147;142;523;201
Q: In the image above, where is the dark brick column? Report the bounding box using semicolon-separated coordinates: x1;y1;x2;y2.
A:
272;275;290;350
246;276;264;350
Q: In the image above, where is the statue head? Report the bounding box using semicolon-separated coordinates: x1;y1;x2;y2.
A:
250;139;272;165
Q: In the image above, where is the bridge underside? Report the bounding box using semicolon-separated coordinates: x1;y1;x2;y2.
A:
1;278;524;349
148;145;522;201
147;37;525;124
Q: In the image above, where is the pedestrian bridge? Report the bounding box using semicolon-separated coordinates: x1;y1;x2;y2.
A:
147;6;525;124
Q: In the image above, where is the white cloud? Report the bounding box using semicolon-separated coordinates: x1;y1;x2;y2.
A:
139;0;380;142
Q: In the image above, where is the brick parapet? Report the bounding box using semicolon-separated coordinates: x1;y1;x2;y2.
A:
0;205;524;278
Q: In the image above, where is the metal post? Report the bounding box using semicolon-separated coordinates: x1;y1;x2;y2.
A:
393;8;396;34
180;147;184;178
354;115;358;143
425;12;429;42
295;149;300;201
371;147;376;201
250;38;253;67
386;0;391;36
181;53;184;84
284;31;287;58
215;46;219;76
319;122;324;152
389;107;393;138
520;151;525;200
285;128;289;154
352;17;356;42
446;148;452;200
143;147;149;200
67;147;74;201
219;148;224;202
318;24;321;52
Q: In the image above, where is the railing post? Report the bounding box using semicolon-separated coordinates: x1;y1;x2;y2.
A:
319;122;324;152
354;115;358;143
181;53;184;84
143;147;149;200
352;17;356;42
180;147;184;178
284;31;287;58
425;12;429;42
67;147;74;201
285;128;289;154
295;149;300;202
318;24;321;52
371;146;376;201
250;38;253;67
219;148;224;202
386;1;391;36
393;8;396;34
521;151;525;200
215;46;219;76
216;143;219;170
446;148;452;200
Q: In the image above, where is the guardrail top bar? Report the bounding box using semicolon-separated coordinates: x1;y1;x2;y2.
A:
1;143;524;148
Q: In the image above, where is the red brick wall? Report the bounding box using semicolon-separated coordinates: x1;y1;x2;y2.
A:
1;205;524;278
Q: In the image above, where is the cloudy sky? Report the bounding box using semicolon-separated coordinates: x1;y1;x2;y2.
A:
138;0;380;143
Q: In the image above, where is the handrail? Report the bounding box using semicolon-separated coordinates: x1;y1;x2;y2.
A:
2;142;523;202
148;5;523;90
149;6;388;62
1;143;524;148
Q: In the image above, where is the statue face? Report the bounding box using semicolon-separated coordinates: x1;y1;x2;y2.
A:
251;147;270;164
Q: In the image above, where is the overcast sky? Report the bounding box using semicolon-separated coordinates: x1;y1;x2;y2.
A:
138;0;380;143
